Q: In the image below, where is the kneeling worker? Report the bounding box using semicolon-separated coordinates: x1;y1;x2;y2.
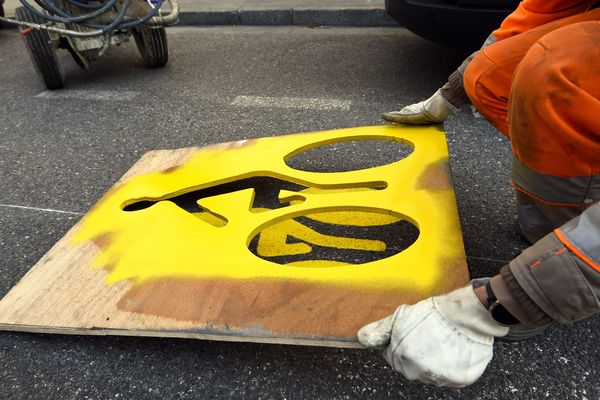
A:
359;0;600;387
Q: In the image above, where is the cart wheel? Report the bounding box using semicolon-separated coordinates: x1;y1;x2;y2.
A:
134;27;168;68
15;6;64;90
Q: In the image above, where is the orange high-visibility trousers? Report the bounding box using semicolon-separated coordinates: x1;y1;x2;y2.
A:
464;9;600;242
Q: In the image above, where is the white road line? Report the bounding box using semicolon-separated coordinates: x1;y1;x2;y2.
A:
0;203;83;216
36;90;139;101
231;95;352;111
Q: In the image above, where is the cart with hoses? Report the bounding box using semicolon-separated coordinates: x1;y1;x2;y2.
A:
0;0;179;89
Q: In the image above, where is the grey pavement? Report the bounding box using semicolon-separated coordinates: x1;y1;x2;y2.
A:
2;0;398;27
1;25;599;399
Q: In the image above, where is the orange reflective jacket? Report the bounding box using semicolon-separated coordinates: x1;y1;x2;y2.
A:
493;0;597;40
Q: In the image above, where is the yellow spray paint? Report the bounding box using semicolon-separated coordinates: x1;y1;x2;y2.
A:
254;207;387;257
251;186;399;260
74;125;466;293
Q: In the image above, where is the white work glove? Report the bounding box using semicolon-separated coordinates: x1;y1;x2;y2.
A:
357;285;509;387
382;34;499;126
381;89;459;124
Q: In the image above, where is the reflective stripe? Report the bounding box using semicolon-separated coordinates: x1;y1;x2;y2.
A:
511;156;600;206
555;202;600;272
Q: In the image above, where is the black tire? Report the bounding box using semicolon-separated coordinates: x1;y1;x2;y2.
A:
134;26;168;68
15;6;64;90
0;3;5;29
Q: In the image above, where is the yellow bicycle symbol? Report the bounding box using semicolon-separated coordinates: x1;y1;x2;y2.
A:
75;125;467;296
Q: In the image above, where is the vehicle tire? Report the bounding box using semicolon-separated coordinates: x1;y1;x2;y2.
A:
134;26;168;68
0;3;4;29
15;6;64;89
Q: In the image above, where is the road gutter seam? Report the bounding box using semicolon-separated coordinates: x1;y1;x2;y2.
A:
178;7;399;27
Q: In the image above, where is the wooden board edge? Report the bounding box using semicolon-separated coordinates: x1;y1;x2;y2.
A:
116;147;200;184
0;323;365;349
0;147;202;307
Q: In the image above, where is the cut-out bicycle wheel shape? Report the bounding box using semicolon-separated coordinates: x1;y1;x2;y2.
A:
0;126;469;347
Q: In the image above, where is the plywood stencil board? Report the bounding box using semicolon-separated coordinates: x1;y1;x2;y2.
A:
0;125;469;348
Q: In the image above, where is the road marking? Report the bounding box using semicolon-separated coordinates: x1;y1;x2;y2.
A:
0;203;83;216
231;95;352;111
467;255;511;263
36;90;139;101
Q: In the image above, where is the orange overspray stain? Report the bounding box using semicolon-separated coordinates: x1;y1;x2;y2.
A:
92;232;115;249
118;278;418;338
116;255;468;338
415;159;453;191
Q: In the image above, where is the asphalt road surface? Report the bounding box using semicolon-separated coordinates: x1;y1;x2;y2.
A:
1;26;599;399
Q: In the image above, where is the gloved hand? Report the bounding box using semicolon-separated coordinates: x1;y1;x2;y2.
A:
381;89;459;124
357;285;509;387
382;34;498;125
